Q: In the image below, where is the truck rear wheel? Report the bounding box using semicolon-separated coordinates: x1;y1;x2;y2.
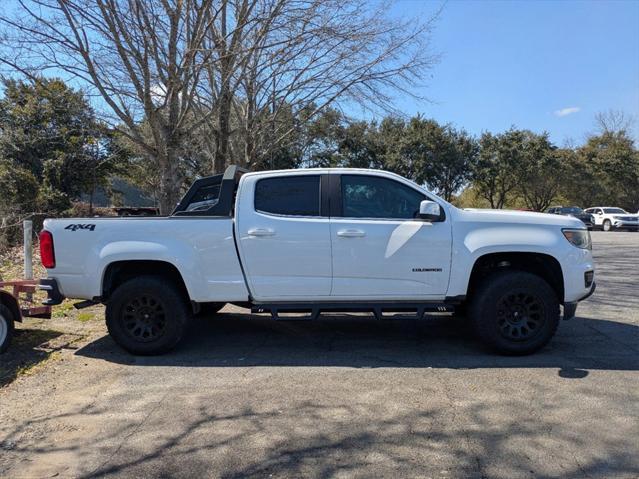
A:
469;271;560;355
106;276;190;355
0;304;15;354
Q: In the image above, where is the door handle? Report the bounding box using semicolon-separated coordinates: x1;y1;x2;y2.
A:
247;227;275;237
337;229;366;238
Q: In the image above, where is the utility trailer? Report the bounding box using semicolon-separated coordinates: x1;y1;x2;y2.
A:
0;280;52;353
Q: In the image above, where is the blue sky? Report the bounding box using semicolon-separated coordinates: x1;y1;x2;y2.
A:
374;0;639;145
2;0;636;145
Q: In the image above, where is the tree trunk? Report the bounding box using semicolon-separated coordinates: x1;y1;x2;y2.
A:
157;150;183;215
214;72;232;174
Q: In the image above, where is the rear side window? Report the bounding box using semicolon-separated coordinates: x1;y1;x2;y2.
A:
255;176;320;216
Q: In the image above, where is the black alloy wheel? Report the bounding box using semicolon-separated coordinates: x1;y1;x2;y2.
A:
496;291;545;341
469;270;560;355
106;275;189;355
121;294;167;343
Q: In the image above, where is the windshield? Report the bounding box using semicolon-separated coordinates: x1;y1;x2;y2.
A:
560;207;583;214
603;208;627;214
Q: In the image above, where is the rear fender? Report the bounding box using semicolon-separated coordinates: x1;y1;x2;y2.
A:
0;290;21;322
96;240;203;301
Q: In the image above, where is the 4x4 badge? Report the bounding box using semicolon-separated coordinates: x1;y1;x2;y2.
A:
65;224;96;231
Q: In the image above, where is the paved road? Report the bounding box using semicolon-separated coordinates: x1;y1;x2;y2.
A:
1;232;638;478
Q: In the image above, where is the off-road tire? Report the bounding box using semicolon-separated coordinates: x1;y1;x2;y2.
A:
602;219;612;232
469;270;560;355
0;304;15;354
106;275;190;355
452;302;467;318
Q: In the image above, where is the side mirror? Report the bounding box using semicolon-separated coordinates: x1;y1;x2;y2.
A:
419;200;442;222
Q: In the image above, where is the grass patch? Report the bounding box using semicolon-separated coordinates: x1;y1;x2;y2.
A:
76;311;94;322
52;300;75;318
14;351;61;378
0;328;64;387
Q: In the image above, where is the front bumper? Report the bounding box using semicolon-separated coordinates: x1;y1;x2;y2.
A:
40;278;64;306
613;220;639;229
563;281;596;320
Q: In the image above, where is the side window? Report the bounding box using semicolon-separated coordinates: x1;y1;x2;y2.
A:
340;175;425;219
255;175;320;216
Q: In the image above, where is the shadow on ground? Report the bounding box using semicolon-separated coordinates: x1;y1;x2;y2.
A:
0;328;64;386
75;398;637;479
3;361;637;479
76;312;639;375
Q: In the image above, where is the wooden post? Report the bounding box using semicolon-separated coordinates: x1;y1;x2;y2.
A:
24;219;33;280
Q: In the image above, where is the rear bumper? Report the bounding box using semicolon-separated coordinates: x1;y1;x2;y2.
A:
40;278;64;306
563;281;596;320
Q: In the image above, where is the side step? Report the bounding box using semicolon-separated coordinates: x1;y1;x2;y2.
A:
251;302;455;321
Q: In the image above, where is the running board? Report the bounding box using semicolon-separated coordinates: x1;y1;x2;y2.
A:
251;302;454;321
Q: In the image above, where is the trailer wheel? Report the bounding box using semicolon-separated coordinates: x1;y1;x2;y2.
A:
106;275;190;355
0;304;15;354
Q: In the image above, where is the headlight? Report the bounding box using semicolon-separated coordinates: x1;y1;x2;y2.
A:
562;228;592;250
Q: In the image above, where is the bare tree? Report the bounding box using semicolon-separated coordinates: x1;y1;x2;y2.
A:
197;0;439;171
594;110;635;136
1;0;220;213
0;0;439;212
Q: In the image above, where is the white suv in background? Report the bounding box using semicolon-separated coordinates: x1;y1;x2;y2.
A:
584;207;639;231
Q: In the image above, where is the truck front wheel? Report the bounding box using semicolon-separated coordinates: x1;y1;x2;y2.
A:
0;304;15;354
106;276;190;355
469;271;560;355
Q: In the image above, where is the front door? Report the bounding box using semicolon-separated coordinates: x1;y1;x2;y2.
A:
236;172;332;301
329;173;452;300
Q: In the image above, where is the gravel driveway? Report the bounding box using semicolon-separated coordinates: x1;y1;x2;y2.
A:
1;231;638;478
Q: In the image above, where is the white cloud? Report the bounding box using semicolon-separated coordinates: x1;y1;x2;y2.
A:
554;106;581;117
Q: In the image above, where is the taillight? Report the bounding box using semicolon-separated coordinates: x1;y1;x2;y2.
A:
39;230;56;268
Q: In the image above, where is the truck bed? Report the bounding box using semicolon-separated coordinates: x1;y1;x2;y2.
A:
42;216;249;302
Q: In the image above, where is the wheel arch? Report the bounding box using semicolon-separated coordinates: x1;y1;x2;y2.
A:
101;260;191;302
467;252;564;303
0;291;21;323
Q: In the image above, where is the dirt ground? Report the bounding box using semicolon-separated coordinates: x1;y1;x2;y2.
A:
0;232;638;478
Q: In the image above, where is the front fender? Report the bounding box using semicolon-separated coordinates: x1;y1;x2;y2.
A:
448;224;566;298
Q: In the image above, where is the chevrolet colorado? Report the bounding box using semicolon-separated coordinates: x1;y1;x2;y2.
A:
39;166;596;355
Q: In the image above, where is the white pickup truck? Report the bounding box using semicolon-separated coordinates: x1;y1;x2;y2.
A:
39;166;596;355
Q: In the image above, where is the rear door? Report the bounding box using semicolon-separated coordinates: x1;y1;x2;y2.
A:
329;173;452;300
235;172;332;301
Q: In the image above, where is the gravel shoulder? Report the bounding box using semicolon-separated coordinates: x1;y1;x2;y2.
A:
1;232;638;478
